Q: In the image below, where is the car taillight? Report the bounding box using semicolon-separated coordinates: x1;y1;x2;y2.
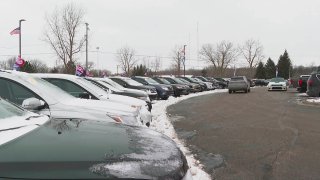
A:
298;79;303;87
308;80;313;86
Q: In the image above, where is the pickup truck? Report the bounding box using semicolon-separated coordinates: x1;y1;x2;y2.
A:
297;75;311;93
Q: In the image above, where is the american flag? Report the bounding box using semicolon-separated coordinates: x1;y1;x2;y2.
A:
10;27;20;35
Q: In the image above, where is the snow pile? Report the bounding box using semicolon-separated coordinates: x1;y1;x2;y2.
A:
150;89;227;180
307;97;320;103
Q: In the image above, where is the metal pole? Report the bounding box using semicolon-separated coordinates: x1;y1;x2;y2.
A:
183;45;186;77
85;23;89;70
96;46;99;76
19;19;26;57
117;65;119;75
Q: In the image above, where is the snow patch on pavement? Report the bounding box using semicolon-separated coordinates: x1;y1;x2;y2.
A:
307;97;320;103
150;89;227;180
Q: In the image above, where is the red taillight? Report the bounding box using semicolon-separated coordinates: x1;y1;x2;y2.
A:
308;80;313;86
298;79;303;87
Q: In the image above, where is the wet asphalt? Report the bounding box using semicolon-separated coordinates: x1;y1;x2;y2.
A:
167;87;320;180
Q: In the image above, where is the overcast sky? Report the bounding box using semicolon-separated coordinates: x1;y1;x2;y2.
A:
1;0;320;73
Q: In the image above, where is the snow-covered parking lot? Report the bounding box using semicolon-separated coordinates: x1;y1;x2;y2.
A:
150;89;227;180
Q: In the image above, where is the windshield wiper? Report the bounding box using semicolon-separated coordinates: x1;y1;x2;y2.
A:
25;115;43;120
0;124;40;132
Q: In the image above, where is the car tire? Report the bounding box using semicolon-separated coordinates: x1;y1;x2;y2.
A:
161;96;169;100
244;89;248;93
228;90;232;94
248;88;251;92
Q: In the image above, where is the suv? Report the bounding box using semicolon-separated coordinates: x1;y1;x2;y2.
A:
228;76;251;93
152;77;189;97
297;75;311;93
306;71;320;97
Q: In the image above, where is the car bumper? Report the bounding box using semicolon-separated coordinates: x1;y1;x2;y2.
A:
268;86;287;91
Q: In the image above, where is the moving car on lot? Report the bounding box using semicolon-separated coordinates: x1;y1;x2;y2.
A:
110;76;158;100
132;76;174;100
34;74;151;126
267;77;288;91
0;97;192;179
306;71;320;97
0;70;143;126
152;77;189;97
297;75;311;93
228;76;251;93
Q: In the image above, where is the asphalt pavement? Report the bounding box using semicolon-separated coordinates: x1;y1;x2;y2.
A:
167;87;320;180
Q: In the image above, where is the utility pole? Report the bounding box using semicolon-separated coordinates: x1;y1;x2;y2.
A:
96;46;100;76
183;45;187;77
117;65;119;75
19;19;26;58
85;23;89;70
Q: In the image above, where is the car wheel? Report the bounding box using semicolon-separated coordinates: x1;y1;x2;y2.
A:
161;96;169;100
244;89;248;93
248;88;251;92
228;90;232;94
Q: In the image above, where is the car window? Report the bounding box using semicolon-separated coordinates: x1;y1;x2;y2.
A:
0;98;27;119
231;77;244;81
44;78;96;99
145;78;159;85
158;78;171;85
270;78;285;82
0;78;42;105
124;78;143;86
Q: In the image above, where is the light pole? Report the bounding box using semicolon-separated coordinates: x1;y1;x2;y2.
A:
183;45;187;77
96;47;100;76
85;23;89;70
19;19;26;57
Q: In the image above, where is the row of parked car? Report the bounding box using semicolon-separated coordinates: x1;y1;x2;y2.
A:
0;70;228;179
295;70;320;97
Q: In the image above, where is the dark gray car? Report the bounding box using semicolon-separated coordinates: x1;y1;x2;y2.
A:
228;76;250;93
306;71;320;97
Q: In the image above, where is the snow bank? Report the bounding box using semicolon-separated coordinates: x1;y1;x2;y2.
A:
150;89;227;180
307;97;320;103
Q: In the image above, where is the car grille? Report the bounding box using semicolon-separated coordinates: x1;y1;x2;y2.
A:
271;84;283;87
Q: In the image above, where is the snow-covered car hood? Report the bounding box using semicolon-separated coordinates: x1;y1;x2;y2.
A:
0;118;188;179
99;94;146;107
57;98;138;116
0;112;49;146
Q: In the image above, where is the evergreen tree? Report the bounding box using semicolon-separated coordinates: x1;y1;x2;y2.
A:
277;50;292;79
255;61;266;79
132;64;148;76
265;58;276;79
20;61;36;73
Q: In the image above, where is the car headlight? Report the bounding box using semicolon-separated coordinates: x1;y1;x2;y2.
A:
176;86;183;89
137;96;149;102
162;87;169;91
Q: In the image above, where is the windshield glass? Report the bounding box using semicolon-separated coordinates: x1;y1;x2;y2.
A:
178;78;190;84
76;78;108;95
270;78;285;82
96;79;121;92
124;78;143;86
102;78;126;90
21;75;74;101
0;98;27;119
231;77;244;81
145;78;159;84
173;78;186;84
159;78;171;85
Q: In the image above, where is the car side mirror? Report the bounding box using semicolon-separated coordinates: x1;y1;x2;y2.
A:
22;98;45;110
79;92;90;99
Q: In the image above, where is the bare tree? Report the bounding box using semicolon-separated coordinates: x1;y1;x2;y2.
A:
28;60;49;73
239;39;264;77
0;57;16;70
44;3;85;74
200;41;238;76
171;46;184;76
116;46;137;76
151;57;162;75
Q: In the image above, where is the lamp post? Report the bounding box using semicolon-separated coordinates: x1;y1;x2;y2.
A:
85;23;89;70
19;19;26;57
96;47;100;76
183;45;187;77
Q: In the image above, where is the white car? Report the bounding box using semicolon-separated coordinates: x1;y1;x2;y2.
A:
267;77;288;91
33;73;151;126
0;70;143;126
